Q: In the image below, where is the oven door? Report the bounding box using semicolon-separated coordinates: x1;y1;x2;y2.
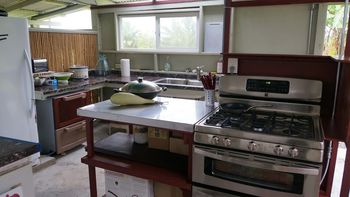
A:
192;145;322;197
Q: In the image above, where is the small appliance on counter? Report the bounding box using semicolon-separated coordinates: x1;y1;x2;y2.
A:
32;59;48;73
69;65;89;79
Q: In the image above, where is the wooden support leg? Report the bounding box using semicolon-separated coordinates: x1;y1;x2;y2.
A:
182;189;192;197
89;166;97;197
340;148;350;197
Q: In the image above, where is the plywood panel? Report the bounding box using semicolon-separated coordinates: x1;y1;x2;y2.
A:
334;63;350;145
29;31;97;72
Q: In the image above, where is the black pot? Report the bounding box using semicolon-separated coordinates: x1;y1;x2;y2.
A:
219;103;251;113
115;77;167;99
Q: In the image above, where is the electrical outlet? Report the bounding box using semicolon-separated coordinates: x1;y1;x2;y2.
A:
228;58;238;74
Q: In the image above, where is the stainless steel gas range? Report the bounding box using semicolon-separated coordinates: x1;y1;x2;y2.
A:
192;75;325;197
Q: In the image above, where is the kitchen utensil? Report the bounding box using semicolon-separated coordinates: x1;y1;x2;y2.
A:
34;77;46;86
117;77;167;99
200;73;216;90
204;89;215;106
53;72;73;81
69;65;89;79
219;103;251;113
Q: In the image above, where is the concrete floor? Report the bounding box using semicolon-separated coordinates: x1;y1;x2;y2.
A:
33;122;348;197
34;122;109;197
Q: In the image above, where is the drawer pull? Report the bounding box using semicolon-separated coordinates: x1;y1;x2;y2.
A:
63;93;86;101
64;122;86;132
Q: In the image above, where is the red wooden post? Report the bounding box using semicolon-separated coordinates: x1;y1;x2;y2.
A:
222;0;232;74
86;118;97;197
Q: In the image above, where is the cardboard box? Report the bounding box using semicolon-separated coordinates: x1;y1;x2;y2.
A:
154;182;183;197
148;128;169;151
105;170;154;197
169;137;189;156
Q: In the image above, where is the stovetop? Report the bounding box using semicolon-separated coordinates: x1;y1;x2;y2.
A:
204;109;315;140
194;76;324;163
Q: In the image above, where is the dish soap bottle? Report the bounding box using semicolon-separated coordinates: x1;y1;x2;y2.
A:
164;56;171;71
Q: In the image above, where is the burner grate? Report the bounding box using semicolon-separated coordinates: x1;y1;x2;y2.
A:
204;109;315;139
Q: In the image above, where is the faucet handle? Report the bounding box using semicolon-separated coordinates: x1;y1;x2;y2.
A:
197;65;205;70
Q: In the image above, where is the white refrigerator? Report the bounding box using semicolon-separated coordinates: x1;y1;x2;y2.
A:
0;17;39;162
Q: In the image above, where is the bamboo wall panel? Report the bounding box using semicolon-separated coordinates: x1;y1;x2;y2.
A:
29;32;97;72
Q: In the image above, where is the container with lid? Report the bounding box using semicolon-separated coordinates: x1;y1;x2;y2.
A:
96;53;109;76
117;77;167;99
69;65;89;79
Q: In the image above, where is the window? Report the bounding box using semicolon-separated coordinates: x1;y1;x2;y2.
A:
118;12;199;52
323;4;346;57
35;9;92;30
120;16;156;49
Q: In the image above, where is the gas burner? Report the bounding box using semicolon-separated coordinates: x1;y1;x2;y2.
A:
204;109;315;139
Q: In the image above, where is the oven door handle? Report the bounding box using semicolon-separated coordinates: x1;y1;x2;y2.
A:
194;147;320;176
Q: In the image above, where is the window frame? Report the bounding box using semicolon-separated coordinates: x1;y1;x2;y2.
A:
117;11;200;53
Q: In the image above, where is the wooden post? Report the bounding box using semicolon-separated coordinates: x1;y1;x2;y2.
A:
222;0;232;74
86;118;97;197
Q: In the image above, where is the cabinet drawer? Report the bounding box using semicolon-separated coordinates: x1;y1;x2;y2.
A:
56;120;86;154
53;91;91;129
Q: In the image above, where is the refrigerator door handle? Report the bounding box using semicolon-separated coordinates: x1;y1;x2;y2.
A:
24;49;35;114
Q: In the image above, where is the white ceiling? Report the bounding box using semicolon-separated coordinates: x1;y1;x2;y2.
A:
0;0;152;20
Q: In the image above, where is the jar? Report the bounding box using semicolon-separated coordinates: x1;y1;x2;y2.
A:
133;126;148;144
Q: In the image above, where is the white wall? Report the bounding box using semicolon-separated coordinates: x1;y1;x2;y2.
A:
232;4;312;54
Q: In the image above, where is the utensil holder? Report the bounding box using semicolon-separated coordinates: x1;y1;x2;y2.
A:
204;89;215;106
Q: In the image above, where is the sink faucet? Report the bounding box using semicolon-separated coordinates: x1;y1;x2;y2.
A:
196;65;204;80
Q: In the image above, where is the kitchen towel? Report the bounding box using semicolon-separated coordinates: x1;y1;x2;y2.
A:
120;59;130;77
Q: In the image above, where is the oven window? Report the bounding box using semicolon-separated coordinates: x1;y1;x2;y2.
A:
204;158;304;194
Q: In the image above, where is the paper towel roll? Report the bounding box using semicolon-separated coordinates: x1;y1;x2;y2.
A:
120;59;130;77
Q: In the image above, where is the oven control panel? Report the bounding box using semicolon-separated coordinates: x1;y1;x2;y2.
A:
194;132;323;163
246;79;290;94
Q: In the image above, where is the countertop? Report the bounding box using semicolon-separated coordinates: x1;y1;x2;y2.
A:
77;97;217;132
0;137;40;174
35;74;203;100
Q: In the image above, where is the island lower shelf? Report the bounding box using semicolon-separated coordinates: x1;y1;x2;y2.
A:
81;153;191;191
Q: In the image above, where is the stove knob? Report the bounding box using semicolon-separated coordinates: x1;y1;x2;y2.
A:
210;136;220;145
288;147;299;158
274;145;283;156
248;141;258;152
223;138;232;147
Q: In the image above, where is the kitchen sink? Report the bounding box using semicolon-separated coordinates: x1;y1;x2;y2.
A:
153;78;203;88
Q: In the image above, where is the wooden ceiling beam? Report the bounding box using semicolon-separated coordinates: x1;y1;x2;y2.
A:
31;4;85;20
6;0;43;12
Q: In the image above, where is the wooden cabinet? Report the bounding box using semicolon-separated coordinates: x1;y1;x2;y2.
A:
56;120;87;154
53;91;91;129
51;91;91;154
37;91;92;154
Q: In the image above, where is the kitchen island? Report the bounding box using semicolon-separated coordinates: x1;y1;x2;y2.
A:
0;137;40;197
77;97;216;197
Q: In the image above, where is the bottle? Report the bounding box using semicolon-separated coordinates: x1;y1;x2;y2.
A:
216;57;223;74
164;56;171;71
96;53;110;76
